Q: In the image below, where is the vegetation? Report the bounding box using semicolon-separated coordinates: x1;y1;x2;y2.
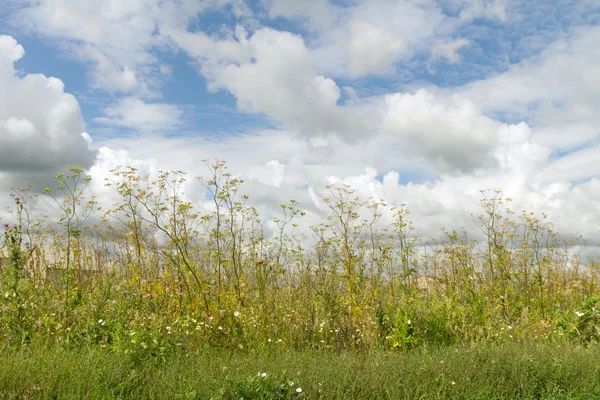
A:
2;342;600;399
1;160;599;398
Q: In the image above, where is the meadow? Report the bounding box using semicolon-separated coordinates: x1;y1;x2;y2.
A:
1;161;600;399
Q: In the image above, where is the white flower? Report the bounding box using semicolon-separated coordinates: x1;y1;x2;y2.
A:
261;372;267;378
234;311;240;317
576;311;585;317
296;387;303;393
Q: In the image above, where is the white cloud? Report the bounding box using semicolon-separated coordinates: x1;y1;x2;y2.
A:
167;26;376;141
4;0;600;248
261;0;332;29
0;35;96;189
13;0;251;95
95;97;183;132
458;0;507;22
248;160;286;188
166;23;560;175
431;38;470;64
459;26;600;150
540;146;600;183
16;0;164;94
3;121;598;247
309;0;447;78
345;21;405;77
441;0;507;22
383;89;501;172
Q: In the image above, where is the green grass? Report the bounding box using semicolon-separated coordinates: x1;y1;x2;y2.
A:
2;342;600;399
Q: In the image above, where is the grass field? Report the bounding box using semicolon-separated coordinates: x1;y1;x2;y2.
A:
2;341;600;399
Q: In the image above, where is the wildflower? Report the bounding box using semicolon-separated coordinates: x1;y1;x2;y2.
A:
3;224;8;228
576;311;585;317
14;197;20;203
296;388;303;393
234;311;240;317
258;372;267;378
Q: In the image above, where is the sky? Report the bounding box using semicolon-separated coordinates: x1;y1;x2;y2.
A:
0;0;599;243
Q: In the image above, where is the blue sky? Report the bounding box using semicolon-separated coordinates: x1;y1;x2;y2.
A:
6;1;597;137
1;0;600;240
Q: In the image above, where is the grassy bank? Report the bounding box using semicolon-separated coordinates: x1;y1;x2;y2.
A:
2;342;600;399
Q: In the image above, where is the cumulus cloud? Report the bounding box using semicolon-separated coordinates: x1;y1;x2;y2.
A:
15;0;164;94
3;0;600;248
345;21;405;77
248;160;286;188
0;35;96;189
167;26;376;141
123;126;596;245
13;0;251;95
166;23;556;175
94;97;183;133
383;89;501;172
459;26;600;151
309;0;447;78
